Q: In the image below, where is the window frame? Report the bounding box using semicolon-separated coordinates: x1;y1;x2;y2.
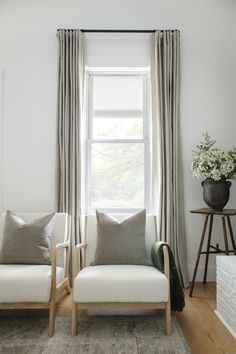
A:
85;68;151;214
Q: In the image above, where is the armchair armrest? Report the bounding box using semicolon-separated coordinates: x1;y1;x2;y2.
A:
73;242;87;279
56;242;70;250
163;245;170;279
51;242;70;286
151;241;170;280
75;242;87;250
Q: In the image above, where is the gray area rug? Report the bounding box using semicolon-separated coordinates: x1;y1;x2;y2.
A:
0;315;191;354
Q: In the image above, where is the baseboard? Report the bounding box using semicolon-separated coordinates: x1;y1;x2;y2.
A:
188;265;216;282
215;310;236;339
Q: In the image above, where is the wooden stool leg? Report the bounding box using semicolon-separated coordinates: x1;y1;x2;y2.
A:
226;216;236;255
189;215;209;297
222;216;229;255
203;215;213;284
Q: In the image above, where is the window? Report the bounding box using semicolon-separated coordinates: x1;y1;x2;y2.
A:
85;69;150;213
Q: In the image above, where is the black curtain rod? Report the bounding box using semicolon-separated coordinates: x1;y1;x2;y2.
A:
57;29;179;33
82;29;155;33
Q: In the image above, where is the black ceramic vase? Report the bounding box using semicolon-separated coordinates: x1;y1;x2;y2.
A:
202;178;231;211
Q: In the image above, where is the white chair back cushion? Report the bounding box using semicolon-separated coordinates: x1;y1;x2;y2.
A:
84;214;157;266
0;213;68;268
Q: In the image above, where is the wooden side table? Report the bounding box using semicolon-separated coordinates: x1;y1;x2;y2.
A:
189;208;236;297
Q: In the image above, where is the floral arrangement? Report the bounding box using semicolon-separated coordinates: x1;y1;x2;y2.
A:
191;133;236;181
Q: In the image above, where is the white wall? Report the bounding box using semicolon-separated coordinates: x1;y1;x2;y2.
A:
0;0;236;281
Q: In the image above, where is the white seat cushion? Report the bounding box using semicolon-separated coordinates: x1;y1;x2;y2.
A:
73;265;169;303
0;265;64;303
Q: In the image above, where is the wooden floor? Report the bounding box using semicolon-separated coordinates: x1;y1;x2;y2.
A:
176;283;236;354
56;282;236;354
1;283;236;353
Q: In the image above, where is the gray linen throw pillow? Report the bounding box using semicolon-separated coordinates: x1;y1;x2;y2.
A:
91;209;150;266
0;210;55;265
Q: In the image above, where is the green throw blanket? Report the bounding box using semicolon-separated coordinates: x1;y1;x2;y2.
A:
151;241;185;312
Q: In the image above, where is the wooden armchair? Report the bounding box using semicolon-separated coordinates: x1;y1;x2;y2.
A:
0;212;71;336
71;214;171;336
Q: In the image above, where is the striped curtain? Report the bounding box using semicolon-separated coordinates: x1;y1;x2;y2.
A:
57;30;84;278
151;30;189;287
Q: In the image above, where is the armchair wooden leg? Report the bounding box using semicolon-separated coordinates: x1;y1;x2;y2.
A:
71;301;77;336
65;279;71;294
48;296;56;337
165;300;172;336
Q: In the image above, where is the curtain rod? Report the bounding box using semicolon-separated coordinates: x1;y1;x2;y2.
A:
56;29;179;33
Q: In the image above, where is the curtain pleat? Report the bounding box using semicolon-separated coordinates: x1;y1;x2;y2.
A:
57;30;84;279
151;31;189;288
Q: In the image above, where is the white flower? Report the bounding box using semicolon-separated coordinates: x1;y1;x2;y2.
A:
191;134;236;181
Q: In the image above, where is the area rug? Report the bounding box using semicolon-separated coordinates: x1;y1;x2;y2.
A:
0;315;191;354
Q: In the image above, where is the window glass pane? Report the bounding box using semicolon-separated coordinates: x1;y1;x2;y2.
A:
92;75;144;139
91;143;144;209
93;76;143;110
93;118;143;139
